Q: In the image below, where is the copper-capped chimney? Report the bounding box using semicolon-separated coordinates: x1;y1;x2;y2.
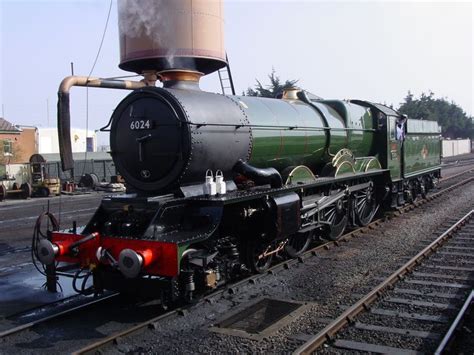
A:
118;0;226;76
159;69;203;90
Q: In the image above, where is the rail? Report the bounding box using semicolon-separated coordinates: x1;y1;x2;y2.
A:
0;292;118;338
434;290;474;355
294;209;474;355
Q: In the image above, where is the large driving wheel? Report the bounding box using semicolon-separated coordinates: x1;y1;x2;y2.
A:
324;198;349;240
353;181;378;226
285;231;313;258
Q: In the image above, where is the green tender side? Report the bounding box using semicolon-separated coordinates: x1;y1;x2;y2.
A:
403;119;441;178
235;96;330;171
0;164;5;178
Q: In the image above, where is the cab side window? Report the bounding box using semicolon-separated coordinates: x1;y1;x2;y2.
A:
377;112;386;130
389;119;396;140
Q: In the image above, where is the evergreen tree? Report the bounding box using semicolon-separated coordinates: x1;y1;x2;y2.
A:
399;91;473;139
245;69;298;98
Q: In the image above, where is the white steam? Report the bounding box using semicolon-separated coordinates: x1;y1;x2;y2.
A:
118;0;180;68
118;0;171;42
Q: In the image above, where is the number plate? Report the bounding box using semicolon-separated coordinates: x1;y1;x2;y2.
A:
130;120;153;130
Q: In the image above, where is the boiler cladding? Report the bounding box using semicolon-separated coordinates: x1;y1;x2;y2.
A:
110;85;376;193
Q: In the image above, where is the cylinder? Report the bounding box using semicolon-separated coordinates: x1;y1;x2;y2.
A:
117;0;226;75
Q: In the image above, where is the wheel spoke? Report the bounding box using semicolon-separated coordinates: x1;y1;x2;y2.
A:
358;198;369;215
356;196;367;208
326;209;336;223
285;231;313;258
354;183;377;227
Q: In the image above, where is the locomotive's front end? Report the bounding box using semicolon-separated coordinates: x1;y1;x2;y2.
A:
35;195;221;302
38;0;235;302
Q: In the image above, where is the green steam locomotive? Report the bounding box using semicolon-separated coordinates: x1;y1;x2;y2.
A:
35;78;441;305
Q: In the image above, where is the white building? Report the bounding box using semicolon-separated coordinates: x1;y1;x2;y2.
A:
38;128;97;154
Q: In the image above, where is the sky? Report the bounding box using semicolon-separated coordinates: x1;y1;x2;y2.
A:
0;0;473;146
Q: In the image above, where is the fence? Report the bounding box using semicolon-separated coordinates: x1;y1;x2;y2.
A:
442;139;472;157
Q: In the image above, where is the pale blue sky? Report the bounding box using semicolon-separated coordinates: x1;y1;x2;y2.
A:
1;0;472;145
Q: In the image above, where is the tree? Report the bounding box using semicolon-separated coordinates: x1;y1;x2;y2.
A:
245;69;299;98
399;91;473;139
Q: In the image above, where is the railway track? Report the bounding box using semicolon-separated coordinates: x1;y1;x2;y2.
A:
0;292;118;337
1;173;472;353
441;157;474;169
295;210;474;354
0;291;172;353
435;290;474;354
69;175;474;354
439;165;474;184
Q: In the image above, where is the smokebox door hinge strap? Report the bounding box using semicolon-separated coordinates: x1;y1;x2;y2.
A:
136;134;152;162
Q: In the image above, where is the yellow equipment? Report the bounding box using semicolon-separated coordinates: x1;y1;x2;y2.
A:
29;154;61;197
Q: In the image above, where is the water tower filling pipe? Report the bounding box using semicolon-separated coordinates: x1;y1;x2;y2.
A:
57;74;156;171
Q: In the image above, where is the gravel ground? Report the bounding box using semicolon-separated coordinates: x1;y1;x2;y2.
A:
373;299;458;318
355;312;447;333
427;259;474;268
375;291;465;307
335;326;437;351
97;181;474;353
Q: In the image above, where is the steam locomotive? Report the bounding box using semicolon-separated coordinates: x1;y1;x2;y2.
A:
34;70;441;305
